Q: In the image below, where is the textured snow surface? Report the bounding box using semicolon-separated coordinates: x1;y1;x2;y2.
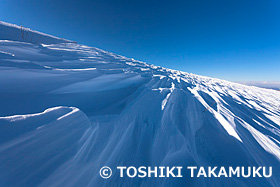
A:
1;22;280;186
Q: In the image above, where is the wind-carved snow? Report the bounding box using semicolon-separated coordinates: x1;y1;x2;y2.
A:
44;65;97;71
161;82;175;110
244;121;280;160
57;107;80;120
187;86;242;142
0;106;71;122
1;21;280;187
0;50;15;57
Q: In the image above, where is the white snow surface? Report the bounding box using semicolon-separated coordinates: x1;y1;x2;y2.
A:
1;21;280;186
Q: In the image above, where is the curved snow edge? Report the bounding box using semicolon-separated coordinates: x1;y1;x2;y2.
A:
0;106;81;122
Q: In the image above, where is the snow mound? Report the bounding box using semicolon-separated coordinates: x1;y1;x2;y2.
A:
0;106;91;186
0;21;280;186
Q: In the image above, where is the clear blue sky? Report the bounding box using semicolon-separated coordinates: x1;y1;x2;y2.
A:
1;0;280;81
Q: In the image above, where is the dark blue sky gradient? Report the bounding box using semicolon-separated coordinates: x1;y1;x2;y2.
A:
1;0;280;81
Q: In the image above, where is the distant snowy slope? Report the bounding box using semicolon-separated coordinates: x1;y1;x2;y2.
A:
0;21;73;44
238;81;280;91
1;22;280;187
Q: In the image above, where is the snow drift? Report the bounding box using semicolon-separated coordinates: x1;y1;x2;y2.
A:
0;21;280;187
